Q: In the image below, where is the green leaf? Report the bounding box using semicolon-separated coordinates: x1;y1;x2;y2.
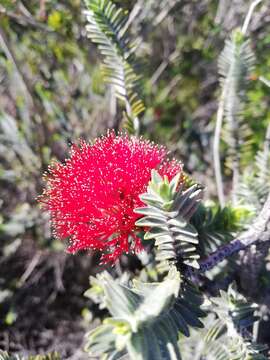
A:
0;351;61;360
133;267;180;326
135;172;202;269
218;28;255;180
84;0;145;130
85;267;205;360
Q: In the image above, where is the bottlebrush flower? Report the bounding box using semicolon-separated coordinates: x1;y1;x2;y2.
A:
39;131;182;263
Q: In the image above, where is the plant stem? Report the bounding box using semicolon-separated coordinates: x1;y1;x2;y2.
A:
228;104;240;206
124;98;140;136
263;121;270;160
259;76;270;88
213;87;226;207
241;0;263;36
198;193;270;273
150;50;179;86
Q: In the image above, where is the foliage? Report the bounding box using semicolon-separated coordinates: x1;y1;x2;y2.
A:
84;0;145;131
135;171;202;269
0;0;270;359
237;146;270;213
179;284;268;360
85;267;205;360
218;29;255;175
205;284;267;359
82;3;269;358
191;203;252;254
84;272;130;310
85;169;268;359
0;351;60;360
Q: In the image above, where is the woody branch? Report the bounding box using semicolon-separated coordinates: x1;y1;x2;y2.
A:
198;193;270;272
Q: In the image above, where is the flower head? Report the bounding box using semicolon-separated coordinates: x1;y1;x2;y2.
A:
40;131;182;262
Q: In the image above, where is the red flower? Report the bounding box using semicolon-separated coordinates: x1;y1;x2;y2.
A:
39;131;182;262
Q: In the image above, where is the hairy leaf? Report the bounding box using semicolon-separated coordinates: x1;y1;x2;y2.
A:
135;171;202;270
84;0;145;129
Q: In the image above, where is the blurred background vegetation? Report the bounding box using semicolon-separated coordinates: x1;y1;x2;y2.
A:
0;0;269;358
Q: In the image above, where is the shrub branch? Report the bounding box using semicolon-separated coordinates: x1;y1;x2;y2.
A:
198;193;270;272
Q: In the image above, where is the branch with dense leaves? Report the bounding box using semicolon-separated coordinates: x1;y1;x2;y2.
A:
198;193;270;272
